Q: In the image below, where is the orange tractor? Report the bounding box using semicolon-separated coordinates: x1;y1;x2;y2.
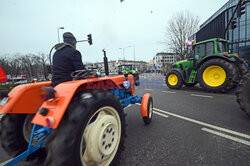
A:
0;50;153;166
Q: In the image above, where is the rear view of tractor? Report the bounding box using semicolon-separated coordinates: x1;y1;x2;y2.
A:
0;50;153;166
166;38;248;92
236;72;250;117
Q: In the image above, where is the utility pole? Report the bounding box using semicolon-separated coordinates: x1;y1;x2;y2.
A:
133;45;136;69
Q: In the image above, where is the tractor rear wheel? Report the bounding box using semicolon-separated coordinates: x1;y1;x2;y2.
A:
0;114;46;165
197;59;236;92
236;73;250;116
166;70;183;89
44;90;126;166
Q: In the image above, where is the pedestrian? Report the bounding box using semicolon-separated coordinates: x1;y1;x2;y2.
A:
52;32;85;87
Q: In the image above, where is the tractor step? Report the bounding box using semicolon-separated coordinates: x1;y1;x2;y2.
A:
188;70;197;83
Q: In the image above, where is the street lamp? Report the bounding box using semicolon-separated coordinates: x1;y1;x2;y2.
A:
57;27;64;43
132;45;135;69
119;45;131;61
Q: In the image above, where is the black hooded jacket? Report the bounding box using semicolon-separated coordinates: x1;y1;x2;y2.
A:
51;43;84;87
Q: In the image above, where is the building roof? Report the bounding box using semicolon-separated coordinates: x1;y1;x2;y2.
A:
156;52;175;56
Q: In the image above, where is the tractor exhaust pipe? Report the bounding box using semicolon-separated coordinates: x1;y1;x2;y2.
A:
103;49;109;76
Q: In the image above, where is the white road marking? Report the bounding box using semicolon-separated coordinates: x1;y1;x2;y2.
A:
145;89;153;91
0;159;12;166
0;113;4;120
154;111;169;118
135;104;250;140
202;128;250;146
124;104;131;110
153;107;250;140
162;91;176;94
190;94;213;98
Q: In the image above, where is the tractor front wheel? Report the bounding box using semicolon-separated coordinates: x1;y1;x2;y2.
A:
141;95;153;125
165;71;183;89
44;90;126;166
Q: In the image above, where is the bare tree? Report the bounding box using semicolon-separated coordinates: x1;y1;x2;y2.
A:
165;11;200;60
36;53;49;80
0;52;50;81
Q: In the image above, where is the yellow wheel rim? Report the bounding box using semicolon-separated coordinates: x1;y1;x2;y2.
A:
202;66;226;87
168;74;178;86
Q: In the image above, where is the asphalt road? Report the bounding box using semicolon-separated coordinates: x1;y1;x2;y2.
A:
1;73;250;165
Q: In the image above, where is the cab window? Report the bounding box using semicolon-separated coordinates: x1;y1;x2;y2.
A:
194;44;205;59
217;42;227;52
206;42;214;55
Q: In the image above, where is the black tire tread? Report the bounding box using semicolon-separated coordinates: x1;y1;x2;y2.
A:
235;73;250;116
0;114;27;157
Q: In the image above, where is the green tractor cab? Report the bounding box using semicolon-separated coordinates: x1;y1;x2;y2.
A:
166;38;248;92
118;64;137;75
118;64;140;86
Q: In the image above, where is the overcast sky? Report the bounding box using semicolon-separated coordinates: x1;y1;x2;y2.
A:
0;0;228;63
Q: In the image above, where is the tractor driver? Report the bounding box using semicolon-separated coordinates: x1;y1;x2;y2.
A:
51;32;85;87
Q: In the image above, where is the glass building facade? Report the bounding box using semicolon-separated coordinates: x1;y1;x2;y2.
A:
194;0;250;62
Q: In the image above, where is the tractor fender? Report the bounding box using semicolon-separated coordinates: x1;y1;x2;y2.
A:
32;75;135;129
198;55;236;69
141;93;151;117
169;68;185;80
0;81;51;114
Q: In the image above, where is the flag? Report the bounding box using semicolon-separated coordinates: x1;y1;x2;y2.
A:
0;66;7;83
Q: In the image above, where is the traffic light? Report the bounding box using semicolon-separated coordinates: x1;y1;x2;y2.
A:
231;18;237;29
237;0;246;18
87;34;93;45
47;65;51;74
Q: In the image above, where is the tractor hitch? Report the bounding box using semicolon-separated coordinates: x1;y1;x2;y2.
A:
4;125;51;166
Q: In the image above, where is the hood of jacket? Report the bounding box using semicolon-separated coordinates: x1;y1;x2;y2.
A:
54;43;74;51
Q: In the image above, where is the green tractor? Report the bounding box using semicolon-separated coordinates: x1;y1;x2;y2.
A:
118;64;137;75
118;64;140;86
166;38;248;92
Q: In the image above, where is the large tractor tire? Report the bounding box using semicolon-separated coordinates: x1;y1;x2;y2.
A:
236;73;250;116
239;60;249;76
0;114;46;165
165;70;183;89
197;59;236;92
44;90;126;166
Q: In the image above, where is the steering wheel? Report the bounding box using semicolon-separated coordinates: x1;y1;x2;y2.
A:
71;70;92;80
